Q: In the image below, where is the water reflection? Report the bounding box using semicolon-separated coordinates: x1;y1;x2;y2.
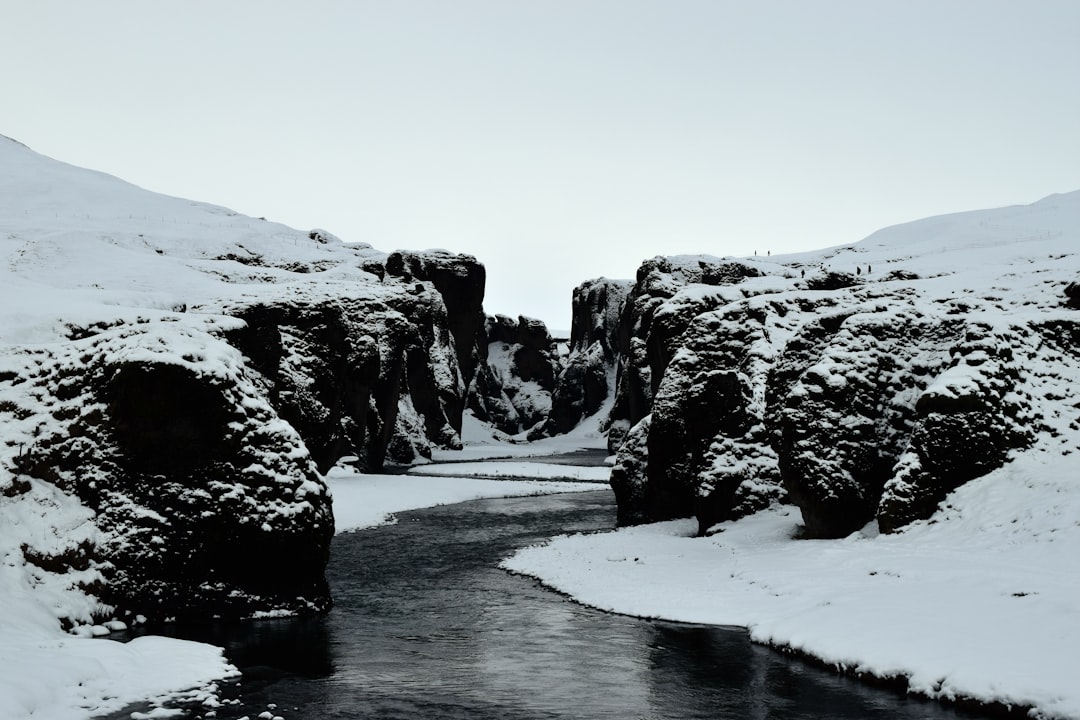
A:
476;588;652;716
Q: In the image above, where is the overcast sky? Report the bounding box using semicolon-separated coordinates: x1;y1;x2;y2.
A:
4;1;1079;328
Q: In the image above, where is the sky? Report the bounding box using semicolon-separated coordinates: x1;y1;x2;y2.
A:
3;1;1079;329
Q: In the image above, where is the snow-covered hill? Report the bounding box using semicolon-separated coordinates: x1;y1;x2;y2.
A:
513;190;1080;717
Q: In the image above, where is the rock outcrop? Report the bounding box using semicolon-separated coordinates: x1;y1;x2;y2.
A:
544;278;631;436
469;314;563;437
594;228;1068;538
3;229;496;621
606;257;766;452
8;325;334;621
1065;280;1080;309
384;249;487;431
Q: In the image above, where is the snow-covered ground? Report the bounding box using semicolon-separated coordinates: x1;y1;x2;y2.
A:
430;404;610;461
0;477;238;719
406;461;610;483
328;469;601;534
506;453;1080;718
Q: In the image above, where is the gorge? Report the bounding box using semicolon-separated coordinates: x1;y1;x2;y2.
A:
1;134;1078;719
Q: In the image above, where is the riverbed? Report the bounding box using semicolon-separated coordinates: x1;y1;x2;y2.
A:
106;477;997;719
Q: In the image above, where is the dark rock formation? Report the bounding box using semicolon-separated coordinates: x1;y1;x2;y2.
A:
609;415;651;525
470;314;563;436
1065;281;1080;309
12;332;334;621
877;324;1034;532
805;270;864;291
644;302;784;534
384;250;487;441
594;254;1041;538
385;250;486;379
227;302;382;472
774;310;965;537
224;265;471;471
4;247;501;622
607;257;765;452
544;278;631;436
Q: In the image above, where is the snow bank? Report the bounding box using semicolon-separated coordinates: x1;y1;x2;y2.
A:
407;461;610;483
0;480;236;720
504;453;1080;718
430;402;611;462
327;468;602;533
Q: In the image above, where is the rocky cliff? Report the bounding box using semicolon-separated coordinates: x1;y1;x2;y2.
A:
2;246;506;621
542;278;631;437
470;313;564;438
0;136;544;623
597;194;1080;538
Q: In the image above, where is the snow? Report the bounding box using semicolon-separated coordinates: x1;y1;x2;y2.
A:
0;477;237;720
328;402;613;533
407;461;610;483
3;132;1080;719
505;453;1080;718
430;403;610;462
327;468;601;533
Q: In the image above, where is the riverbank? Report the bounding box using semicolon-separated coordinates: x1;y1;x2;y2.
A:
0;426;603;720
504;451;1080;720
327;409;612;534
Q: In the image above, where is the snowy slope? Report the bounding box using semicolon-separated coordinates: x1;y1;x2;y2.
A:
0;134;392;346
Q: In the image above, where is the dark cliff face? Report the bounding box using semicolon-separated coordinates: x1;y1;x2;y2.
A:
606;258;765;452
227;301;382;472
597;256;1045;539
543;278;631;437
1064;281;1080;309
225;254;479;472
469;314;563;437
385;250;487;437
7;249;494;622
12;331;335;622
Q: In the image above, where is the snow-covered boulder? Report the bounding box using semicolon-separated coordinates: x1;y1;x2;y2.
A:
7;323;334;620
877;322;1036;532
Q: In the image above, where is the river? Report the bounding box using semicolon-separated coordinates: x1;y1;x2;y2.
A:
107;459;997;719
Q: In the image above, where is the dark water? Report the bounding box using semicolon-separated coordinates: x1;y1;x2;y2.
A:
107;472;997;719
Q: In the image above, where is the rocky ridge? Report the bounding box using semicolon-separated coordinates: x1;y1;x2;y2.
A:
0;137;560;624
470;313;563;438
592;194;1080;538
